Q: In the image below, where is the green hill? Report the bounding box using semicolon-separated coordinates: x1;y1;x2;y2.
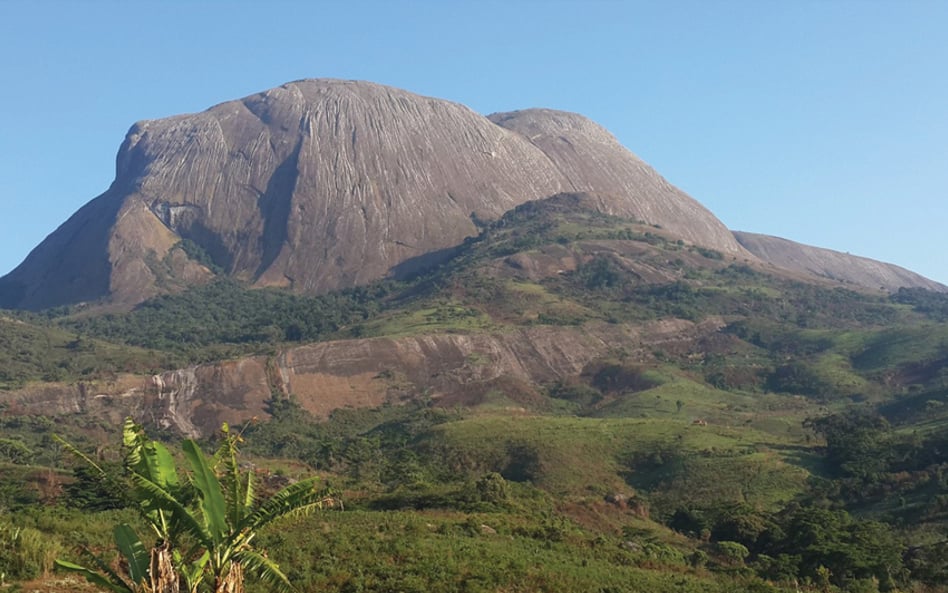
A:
3;195;948;592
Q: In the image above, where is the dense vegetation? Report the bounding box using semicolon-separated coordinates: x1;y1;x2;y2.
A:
0;316;172;389
2;196;948;592
61;279;394;355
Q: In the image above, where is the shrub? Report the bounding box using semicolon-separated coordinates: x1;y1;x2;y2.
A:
474;472;511;505
714;541;750;566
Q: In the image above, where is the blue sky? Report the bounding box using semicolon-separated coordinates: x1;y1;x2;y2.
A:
1;1;946;284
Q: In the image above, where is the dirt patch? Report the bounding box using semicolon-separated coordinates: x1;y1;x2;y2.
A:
1;319;730;437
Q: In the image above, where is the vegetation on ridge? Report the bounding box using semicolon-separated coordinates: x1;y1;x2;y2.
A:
2;195;948;592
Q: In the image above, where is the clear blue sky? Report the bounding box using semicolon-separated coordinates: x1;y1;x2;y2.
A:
2;1;946;284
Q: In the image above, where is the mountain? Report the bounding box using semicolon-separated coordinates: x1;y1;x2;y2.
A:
7;193;948;437
5;81;948;593
0;79;745;311
734;231;947;293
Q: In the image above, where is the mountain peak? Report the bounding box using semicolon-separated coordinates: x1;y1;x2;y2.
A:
0;81;741;310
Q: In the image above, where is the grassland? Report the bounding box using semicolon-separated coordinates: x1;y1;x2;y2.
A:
3;195;948;591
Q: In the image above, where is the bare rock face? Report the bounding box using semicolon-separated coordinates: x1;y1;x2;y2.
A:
0;79;746;310
488;109;741;251
734;231;947;293
3;318;723;437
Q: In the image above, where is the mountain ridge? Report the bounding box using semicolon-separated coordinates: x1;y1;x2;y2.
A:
734;231;947;293
0;78;942;311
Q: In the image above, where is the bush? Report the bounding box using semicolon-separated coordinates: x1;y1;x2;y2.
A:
474;472;511;505
640;541;688;567
714;541;750;566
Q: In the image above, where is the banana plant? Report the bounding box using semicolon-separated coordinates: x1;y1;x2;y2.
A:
56;419;202;593
57;420;337;593
136;423;338;593
56;523;167;593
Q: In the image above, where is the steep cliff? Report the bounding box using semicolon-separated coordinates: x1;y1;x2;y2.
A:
2;319;722;437
0;79;746;310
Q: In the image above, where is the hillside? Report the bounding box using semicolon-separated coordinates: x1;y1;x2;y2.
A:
3;194;948;592
734;231;947;293
5;193;947;435
0;314;174;390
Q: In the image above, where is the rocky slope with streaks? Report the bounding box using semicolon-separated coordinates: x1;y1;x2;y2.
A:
0;79;746;310
1;319;722;437
488;109;739;251
734;231;947;293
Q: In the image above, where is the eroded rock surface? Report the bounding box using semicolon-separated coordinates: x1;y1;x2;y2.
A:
734;231;946;292
0;79;745;310
489;109;740;251
2;319;723;436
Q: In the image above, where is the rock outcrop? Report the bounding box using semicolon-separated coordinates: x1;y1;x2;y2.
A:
0;79;745;310
488;110;739;251
2;319;723;436
734;231;947;293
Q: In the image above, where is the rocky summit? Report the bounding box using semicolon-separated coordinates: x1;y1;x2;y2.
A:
1;79;943;311
0;79;744;310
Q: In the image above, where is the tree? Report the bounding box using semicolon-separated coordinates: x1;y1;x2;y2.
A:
713;541;749;566
56;420;193;593
0;438;33;464
766;505;904;589
474;472;511;505
57;419;338;593
805;411;893;478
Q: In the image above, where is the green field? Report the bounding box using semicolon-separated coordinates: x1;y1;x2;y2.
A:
3;196;948;592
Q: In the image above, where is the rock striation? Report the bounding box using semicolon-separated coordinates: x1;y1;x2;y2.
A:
0;79;745;310
2;318;723;437
733;231;947;293
488;109;739;250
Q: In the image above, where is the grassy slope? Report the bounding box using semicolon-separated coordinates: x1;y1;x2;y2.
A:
4;195;948;590
0;315;173;390
420;411;809;510
250;509;795;593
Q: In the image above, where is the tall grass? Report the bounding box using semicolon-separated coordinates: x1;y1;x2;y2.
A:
0;522;63;581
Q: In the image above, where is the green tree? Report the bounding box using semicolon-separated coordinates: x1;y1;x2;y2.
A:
0;438;33;464
713;541;749;566
805;411;893;478
56;420;194;593
768;505;904;589
474;472;511;505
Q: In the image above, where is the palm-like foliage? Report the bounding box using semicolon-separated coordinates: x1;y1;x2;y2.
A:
55;523;153;593
57;419;338;593
56;420;181;593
